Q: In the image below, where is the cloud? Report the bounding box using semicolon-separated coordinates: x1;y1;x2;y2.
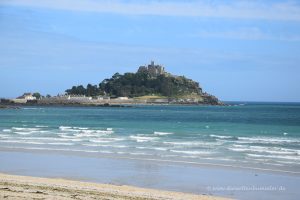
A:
193;27;300;41
1;0;300;21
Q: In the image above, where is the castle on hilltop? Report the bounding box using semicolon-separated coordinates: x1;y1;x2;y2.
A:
137;61;165;77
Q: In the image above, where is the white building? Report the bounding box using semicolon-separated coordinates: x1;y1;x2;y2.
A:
17;93;37;100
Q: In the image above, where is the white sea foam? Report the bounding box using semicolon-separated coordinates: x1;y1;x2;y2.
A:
228;147;297;155
6;146;99;153
0;140;45;145
20;137;82;142
59;126;72;130
95;130;114;134
136;146;168;151
35;125;49;128
2;129;12;132
73;133;97;137
47;142;75;146
163;141;223;147
72;130;113;138
82;144;128;148
246;153;300;161
82;143;99;147
237;136;299;144
58;126;114;136
116;151;126;154
154;131;173;136
170;150;213;155
12;127;40;131
14;131;35;135
130;135;158;142
276;160;300;165
90;139;112;143
160;154;178;158
99;150;113;154
210;134;233;139
73;127;89;130
0;135;10;138
229;145;300;155
181;155;198;158
129;152;153;156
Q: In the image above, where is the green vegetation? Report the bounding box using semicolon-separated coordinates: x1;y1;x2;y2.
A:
32;92;41;99
65;70;203;98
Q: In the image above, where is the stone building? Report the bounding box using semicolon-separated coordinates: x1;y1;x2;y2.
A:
138;61;165;77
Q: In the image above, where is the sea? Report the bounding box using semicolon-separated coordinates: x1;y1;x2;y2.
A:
0;102;300;174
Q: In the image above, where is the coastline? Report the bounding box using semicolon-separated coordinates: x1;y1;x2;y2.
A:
0;173;228;200
0;150;299;200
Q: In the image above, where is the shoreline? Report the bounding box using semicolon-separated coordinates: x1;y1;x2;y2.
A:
1;150;299;200
0;173;228;200
1;146;299;176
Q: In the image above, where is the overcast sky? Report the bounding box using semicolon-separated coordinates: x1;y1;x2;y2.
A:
0;0;300;101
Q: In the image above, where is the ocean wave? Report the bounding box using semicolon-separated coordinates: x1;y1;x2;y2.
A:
99;150;114;154
154;131;174;136
0;140;45;145
163;141;223;147
59;126;72;130
20;137;82;142
210;134;233;139
12;127;40;131
181;155;198;158
237;136;300;144
14;131;36;135
170;150;213;155
35;125;49;128
275;160;300;165
58;127;114;137
58;126;114;135
116;151;127;154
229;145;300;155
73;133;98;137
136;146;168;151
228;147;297;155
129;152;153;156
89;139;113;143
95;130;114;134
82;144;128;148
2;129;12;132
73;127;89;130
130;135;158;142
160;154;178;158
246;153;300;161
0;134;10;138
47;142;75;146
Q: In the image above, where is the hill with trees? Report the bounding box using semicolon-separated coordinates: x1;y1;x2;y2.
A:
65;62;221;104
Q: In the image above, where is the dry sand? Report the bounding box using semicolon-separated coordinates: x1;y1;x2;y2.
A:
0;173;230;200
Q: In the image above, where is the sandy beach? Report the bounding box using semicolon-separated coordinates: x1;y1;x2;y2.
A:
0;173;229;200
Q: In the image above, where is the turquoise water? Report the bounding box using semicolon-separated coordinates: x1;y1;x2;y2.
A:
0;102;300;173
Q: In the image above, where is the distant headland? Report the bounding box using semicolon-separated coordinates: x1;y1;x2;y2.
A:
0;62;223;106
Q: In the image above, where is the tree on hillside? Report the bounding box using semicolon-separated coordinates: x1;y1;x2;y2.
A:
32;92;41;99
65;69;203;97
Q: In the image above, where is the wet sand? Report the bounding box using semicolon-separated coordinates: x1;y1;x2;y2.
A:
0;173;229;200
0;150;299;200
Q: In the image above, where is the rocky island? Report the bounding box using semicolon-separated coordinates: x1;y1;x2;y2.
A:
1;62;223;106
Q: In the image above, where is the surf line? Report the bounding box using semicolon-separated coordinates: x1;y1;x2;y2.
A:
2;146;300;175
108;156;300;175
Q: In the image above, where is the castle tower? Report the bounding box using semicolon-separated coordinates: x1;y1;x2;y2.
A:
151;61;155;67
